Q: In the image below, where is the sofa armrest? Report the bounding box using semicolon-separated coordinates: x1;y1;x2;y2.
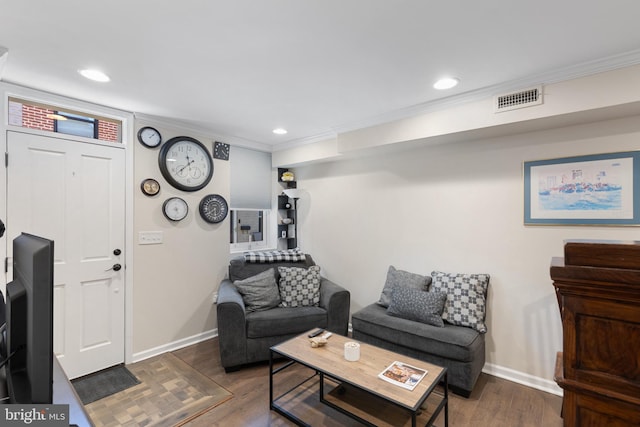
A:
319;277;350;336
216;279;248;368
217;279;245;309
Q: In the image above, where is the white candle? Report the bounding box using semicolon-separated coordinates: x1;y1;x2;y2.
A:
344;341;360;361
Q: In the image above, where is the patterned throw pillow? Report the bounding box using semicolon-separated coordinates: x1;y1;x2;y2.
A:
233;268;281;313
377;266;431;308
387;285;447;327
277;265;322;307
430;271;490;333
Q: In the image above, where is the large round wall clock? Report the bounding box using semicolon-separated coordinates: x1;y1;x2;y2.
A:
199;194;228;223
158;136;214;192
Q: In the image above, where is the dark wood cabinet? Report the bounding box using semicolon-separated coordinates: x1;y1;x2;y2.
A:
551;240;640;427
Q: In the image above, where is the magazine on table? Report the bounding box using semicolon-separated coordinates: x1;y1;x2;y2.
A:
378;360;428;391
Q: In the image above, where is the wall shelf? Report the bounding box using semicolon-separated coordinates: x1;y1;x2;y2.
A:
278;168;297;189
277;169;297;249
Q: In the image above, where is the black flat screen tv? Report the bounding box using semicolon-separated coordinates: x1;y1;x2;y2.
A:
4;232;54;404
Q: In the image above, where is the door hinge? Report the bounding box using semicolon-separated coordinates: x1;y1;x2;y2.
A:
4;152;7;167
4;257;8;273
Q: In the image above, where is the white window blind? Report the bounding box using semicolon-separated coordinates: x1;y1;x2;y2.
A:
230;146;272;209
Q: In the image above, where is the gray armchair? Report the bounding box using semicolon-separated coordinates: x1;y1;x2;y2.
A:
217;255;350;372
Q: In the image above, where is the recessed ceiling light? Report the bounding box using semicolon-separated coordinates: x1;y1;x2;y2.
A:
433;77;459;90
78;68;110;82
272;128;288;135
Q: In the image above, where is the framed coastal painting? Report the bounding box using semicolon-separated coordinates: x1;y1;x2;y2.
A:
523;151;640;225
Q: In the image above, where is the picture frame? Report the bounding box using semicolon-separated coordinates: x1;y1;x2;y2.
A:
523;151;640;225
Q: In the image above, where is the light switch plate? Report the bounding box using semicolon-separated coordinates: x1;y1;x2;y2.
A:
138;231;163;245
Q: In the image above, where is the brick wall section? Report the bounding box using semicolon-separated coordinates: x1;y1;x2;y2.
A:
22;105;54;131
20;104;120;142
99;121;119;142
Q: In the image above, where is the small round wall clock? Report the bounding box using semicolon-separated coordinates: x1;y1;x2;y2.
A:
158;136;213;192
162;197;189;222
137;126;162;148
140;178;160;196
199;194;228;223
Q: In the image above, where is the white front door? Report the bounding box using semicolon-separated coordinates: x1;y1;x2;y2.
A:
6;130;125;379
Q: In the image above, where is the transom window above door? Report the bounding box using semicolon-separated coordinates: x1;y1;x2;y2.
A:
8;97;122;143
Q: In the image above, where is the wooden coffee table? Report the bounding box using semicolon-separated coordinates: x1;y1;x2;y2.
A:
269;331;448;427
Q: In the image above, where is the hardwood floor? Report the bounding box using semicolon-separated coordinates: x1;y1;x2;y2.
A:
163;338;564;427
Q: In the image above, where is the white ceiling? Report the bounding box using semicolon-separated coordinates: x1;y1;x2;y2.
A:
1;1;640;150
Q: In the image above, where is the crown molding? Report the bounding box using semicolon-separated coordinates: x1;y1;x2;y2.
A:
133;112;272;152
271;130;338;152
0;46;8;81
276;48;640;151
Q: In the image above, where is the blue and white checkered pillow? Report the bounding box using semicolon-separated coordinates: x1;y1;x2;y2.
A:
430;271;490;333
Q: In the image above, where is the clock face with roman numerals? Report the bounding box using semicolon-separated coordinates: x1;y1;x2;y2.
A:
199;194;228;223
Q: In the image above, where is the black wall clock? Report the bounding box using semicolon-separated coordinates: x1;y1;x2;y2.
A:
163;197;189;221
158;136;214;192
199;194;228;223
213;141;230;161
137;126;162;148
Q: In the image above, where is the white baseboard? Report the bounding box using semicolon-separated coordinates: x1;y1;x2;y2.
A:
483;362;563;396
131;328;218;363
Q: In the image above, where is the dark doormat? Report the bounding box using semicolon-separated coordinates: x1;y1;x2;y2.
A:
72;364;140;405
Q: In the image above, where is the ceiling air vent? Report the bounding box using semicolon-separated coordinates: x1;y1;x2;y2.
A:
494;86;543;113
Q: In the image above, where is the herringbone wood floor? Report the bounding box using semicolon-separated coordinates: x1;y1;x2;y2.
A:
160;338;564;427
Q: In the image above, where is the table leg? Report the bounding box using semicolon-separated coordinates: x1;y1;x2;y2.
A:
268;351;315;427
444;371;449;427
269;350;274;409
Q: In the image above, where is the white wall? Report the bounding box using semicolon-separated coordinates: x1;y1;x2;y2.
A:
292;114;640;392
132;119;230;359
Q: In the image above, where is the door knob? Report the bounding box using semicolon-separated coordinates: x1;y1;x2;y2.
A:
106;263;122;272
113;249;122;256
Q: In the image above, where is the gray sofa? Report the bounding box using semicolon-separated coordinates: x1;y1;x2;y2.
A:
351;268;488;397
217;254;350;372
352;304;485;397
